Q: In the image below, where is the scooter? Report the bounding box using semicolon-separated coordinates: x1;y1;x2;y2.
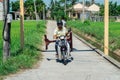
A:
44;29;73;65
57;35;73;65
44;28;73;51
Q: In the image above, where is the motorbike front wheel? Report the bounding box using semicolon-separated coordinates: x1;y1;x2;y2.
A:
62;51;67;65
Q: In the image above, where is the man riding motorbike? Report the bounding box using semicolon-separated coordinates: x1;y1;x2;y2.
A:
53;20;68;58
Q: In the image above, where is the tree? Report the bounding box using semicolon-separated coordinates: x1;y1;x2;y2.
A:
99;1;120;16
49;0;54;8
36;0;45;19
99;4;104;16
109;1;118;16
51;1;62;19
49;0;56;19
49;0;79;20
24;0;45;19
70;0;79;5
85;1;91;6
24;0;34;19
11;0;19;11
59;0;69;15
91;0;95;4
117;5;120;15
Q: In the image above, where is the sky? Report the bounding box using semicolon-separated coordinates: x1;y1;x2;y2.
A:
11;0;120;7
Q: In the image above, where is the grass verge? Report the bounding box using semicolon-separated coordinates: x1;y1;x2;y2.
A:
67;20;120;62
0;20;45;76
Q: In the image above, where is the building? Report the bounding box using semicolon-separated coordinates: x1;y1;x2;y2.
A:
68;3;88;20
0;0;3;20
87;4;100;21
68;3;100;21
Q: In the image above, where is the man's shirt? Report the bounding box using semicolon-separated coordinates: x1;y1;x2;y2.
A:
54;27;67;37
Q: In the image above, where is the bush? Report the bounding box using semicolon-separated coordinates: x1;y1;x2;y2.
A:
83;20;90;26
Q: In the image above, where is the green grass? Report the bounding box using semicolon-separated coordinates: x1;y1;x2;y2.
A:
0;20;45;76
67;20;120;61
67;21;104;43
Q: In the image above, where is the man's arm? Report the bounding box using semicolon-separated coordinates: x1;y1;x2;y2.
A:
53;28;58;39
53;35;57;39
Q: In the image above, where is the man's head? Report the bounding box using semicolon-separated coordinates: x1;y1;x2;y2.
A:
57;20;63;30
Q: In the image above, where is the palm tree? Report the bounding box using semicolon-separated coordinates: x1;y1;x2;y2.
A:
71;0;79;5
36;0;45;19
91;0;94;4
24;0;45;19
24;0;34;19
109;1;118;16
59;0;67;15
50;0;54;8
11;0;19;11
85;0;91;6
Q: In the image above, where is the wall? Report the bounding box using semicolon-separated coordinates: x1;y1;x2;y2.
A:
0;2;3;20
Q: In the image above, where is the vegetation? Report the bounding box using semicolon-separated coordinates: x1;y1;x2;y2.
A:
11;0;120;20
49;0;120;20
24;0;45;19
0;20;45;75
100;1;120;16
11;0;19;11
67;20;120;61
11;0;45;19
49;0;79;20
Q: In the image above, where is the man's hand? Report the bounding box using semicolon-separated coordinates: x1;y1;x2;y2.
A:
53;35;57;39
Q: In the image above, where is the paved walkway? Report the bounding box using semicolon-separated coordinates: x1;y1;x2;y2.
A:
5;21;120;80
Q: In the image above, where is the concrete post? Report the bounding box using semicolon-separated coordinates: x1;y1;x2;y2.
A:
20;0;24;49
104;0;109;55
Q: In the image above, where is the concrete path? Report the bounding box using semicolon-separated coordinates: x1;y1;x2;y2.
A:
5;21;120;80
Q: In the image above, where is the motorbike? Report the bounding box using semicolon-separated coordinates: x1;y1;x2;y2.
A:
44;28;73;65
57;35;73;65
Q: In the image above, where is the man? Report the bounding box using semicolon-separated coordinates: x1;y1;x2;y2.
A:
62;18;66;27
53;20;68;58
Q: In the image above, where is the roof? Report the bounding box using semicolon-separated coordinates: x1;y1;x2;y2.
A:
67;3;100;12
87;4;100;12
73;3;83;9
73;3;88;11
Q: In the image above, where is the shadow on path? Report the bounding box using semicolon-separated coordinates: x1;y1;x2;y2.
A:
43;50;56;52
72;48;97;52
46;57;74;65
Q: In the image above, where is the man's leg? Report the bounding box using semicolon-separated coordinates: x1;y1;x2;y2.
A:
66;41;71;56
55;40;59;58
